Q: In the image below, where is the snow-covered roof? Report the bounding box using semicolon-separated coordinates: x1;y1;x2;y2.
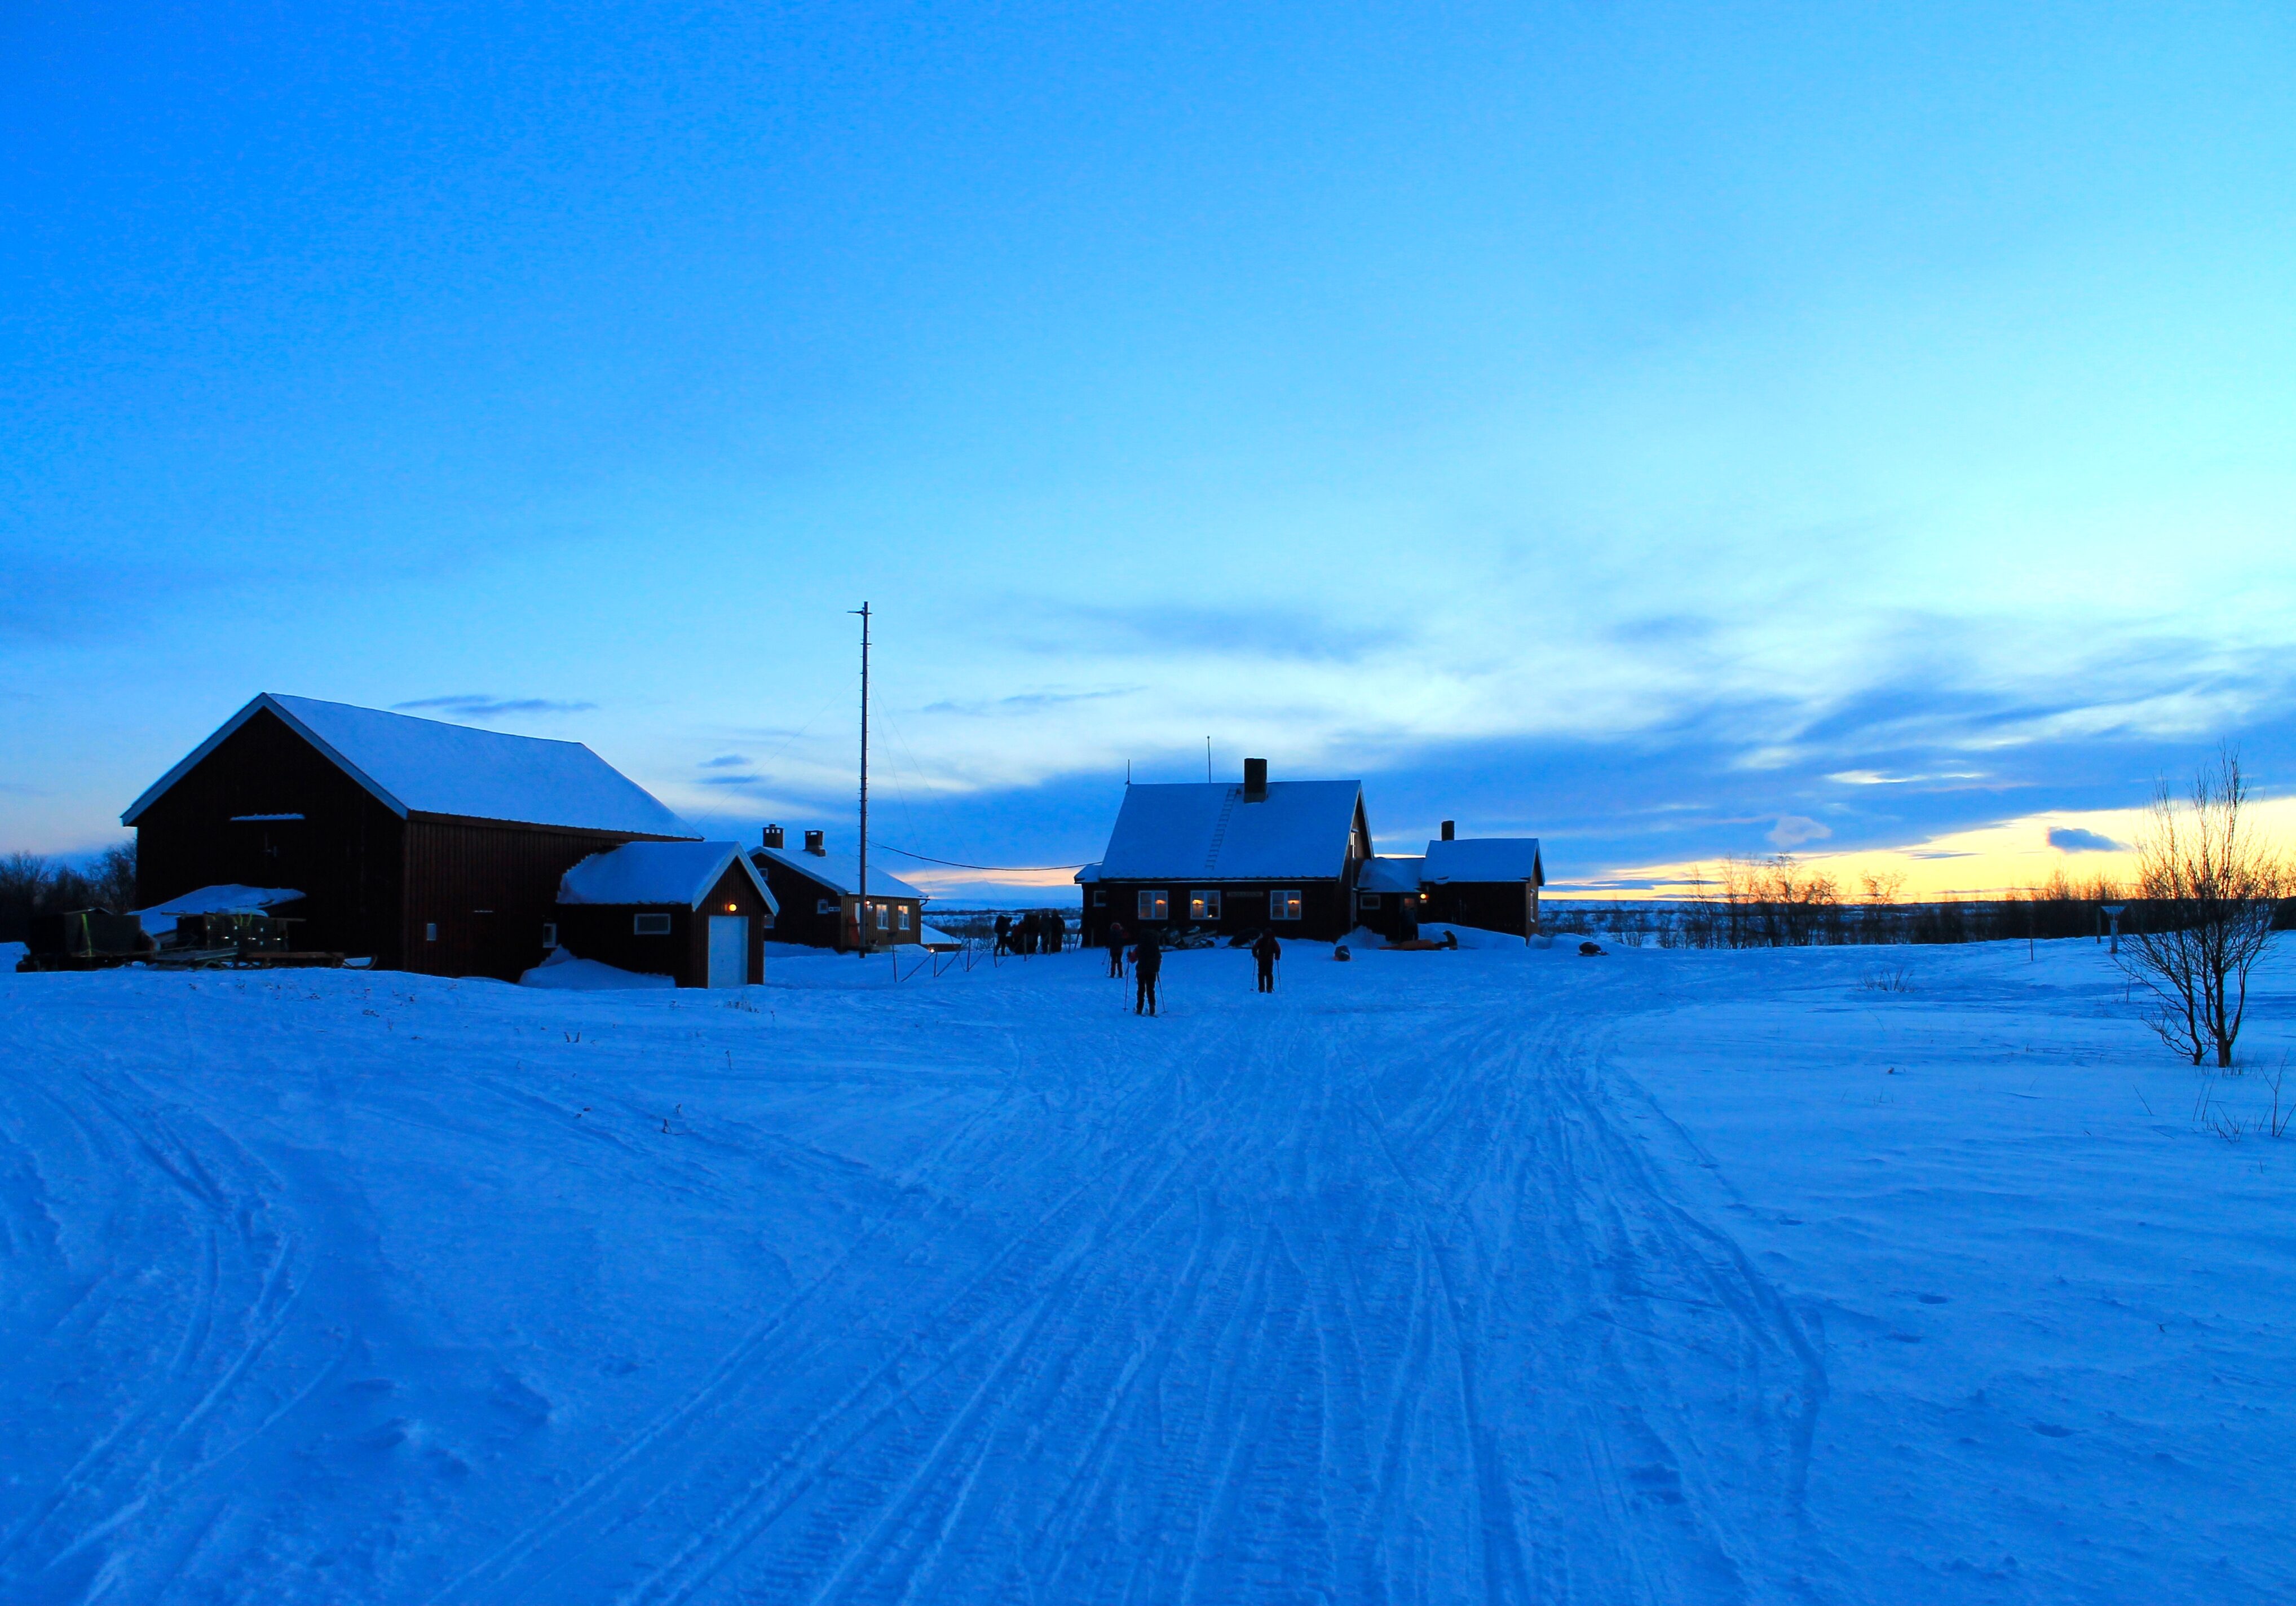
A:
137;884;304;916
1074;862;1103;884
1358;856;1425;894
752;844;925;900
123;693;695;837
558;841;777;912
133;884;304;938
1421;837;1544;885
1094;780;1364;881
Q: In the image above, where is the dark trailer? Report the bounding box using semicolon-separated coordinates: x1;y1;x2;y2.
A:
554;840;776;987
1079;759;1371;945
123;693;697;980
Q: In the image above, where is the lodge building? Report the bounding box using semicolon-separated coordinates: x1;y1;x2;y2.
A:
1078;760;1545;946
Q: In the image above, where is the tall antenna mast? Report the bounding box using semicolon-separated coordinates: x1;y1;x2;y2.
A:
1206;736;1212;782
851;601;871;956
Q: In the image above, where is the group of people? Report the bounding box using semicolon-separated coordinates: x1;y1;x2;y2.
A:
1101;920;1282;1014
992;910;1065;957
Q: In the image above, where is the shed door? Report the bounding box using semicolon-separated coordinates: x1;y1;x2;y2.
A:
707;915;749;987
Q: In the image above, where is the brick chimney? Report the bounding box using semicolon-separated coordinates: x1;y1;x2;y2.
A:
762;824;785;849
804;830;825;856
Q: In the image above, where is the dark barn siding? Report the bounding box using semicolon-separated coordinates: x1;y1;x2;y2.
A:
402;818;678;982
134;707;406;965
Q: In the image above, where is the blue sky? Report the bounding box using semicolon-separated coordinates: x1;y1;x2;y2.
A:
5;2;2293;898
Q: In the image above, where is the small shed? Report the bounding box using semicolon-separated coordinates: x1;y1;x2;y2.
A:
1419;831;1544;939
1352;855;1427;942
750;830;927;951
554;841;776;987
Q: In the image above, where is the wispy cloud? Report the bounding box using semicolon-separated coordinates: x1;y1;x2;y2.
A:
924;687;1142;717
2047;826;2127;853
394;695;598;718
699;753;750;768
1021;603;1401;664
1767;814;1833;848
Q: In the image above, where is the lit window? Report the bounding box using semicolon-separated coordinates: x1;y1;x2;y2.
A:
1138;890;1169;920
1270;890;1302;921
1189;889;1222;920
634;912;672;936
895;905;911;931
874;903;889;930
542;922;558;947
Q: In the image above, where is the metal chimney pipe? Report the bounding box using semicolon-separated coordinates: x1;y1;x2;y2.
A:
1441;820;1455;840
1243;757;1268;799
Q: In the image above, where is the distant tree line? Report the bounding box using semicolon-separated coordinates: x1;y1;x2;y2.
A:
0;845;138;943
1553;859;2294;952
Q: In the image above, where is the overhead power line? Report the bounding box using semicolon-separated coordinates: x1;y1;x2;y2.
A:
869;842;1087;873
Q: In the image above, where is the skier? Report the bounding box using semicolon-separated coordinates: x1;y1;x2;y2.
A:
1133;926;1162;1016
993;912;1012;956
1105;919;1128;978
1252;928;1280;993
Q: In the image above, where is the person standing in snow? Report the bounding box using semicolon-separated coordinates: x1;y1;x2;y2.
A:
1105;919;1128;978
1133;927;1162;1016
993;912;1012;956
1252;929;1280;993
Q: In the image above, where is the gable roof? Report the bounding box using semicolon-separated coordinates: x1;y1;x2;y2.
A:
123;694;695;837
752;843;925;900
558;841;777;911
1358;855;1425;893
1095;780;1365;882
1421;837;1544;885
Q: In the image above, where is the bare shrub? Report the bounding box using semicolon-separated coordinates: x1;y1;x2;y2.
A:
2119;748;2286;1068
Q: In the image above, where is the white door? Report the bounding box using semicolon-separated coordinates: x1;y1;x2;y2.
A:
707;915;749;987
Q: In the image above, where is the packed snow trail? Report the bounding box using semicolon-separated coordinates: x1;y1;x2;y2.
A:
15;940;2290;1602
0;946;1820;1603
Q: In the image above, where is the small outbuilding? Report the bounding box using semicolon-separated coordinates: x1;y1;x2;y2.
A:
1352;855;1427;942
750;828;927;951
1418;826;1544;939
554;840;776;987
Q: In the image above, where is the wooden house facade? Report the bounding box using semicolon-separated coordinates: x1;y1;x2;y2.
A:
123;694;696;980
750;828;928;951
1076;760;1371;945
553;841;775;986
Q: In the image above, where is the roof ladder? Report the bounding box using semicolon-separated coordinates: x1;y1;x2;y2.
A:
1202;786;1240;874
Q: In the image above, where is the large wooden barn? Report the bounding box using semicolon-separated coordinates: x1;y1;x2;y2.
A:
1077;760;1372;944
123;693;697;979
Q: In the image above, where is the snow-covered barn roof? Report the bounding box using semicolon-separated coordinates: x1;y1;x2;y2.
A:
752;843;925;901
123;694;695;837
1094;780;1364;882
1357;855;1424;893
1421;837;1544;885
558;841;776;911
1074;863;1103;885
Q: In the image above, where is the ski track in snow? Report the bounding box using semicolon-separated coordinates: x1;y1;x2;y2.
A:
3;942;2287;1602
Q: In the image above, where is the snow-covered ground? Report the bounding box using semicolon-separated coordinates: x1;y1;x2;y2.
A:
3;937;2291;1603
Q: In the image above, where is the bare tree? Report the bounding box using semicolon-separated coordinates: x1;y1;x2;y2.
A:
2120;748;2287;1067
